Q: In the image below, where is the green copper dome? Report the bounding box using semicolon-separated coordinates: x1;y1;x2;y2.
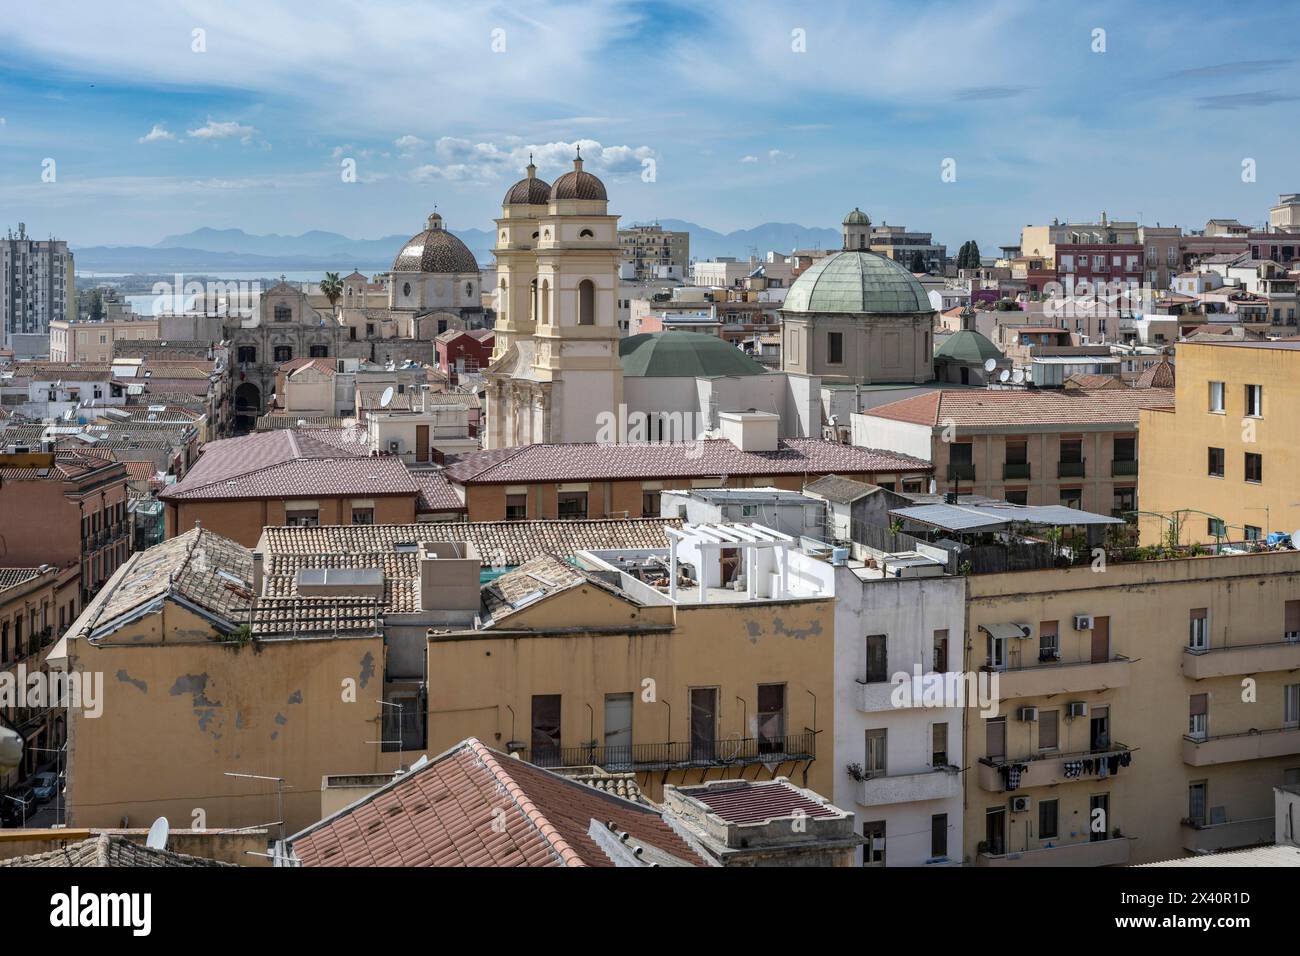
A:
842;207;871;225
934;329;1003;364
619;332;767;378
784;251;930;314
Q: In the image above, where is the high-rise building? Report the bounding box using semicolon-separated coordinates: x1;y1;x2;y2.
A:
618;223;689;280
1;223;75;346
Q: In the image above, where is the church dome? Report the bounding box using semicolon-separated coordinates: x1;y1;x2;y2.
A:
503;160;551;205
934;329;1003;364
552;153;607;201
619;332;767;378
784;250;930;314
842;207;871;226
392;212;480;274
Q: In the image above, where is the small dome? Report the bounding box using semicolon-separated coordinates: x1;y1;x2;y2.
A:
392;213;479;274
784;250;930;314
503;160;551;205
934;329;1003;365
552;153;607;201
619;332;767;378
843;207;871;226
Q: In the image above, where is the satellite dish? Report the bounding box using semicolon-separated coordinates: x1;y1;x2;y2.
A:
379;386;394;409
1011;369;1025;384
409;754;430;771
998;369;1011;383
145;816;170;850
983;358;997;373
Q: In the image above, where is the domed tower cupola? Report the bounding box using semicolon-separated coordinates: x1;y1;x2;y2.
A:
502;154;552;207
426;210;444;231
551;146;608;202
842;206;872;251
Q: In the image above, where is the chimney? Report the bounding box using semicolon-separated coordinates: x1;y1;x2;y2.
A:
252;551;264;596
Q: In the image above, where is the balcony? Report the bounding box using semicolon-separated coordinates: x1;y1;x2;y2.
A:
1183;726;1300;766
1057;461;1086;478
978;836;1132;867
1180;816;1273;853
857;673;964;712
1111;459;1138;477
523;731;815;773
991;656;1132;699
1002;462;1031;480
857;767;961;806
1182;638;1300;679
978;743;1133;792
946;462;975;481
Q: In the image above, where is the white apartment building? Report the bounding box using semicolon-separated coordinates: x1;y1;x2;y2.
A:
1;224;75;346
832;559;967;866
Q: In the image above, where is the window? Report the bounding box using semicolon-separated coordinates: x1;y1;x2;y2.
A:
987;632;1008;671
985;717;1006;760
931;722;948;766
827;331;844;364
641;490;660;518
1039;621;1059;662
1188;782;1207;826
578;279;595;325
864;634;888;683
1113;436;1135;463
1004;488;1028;505
504;494;527;521
1286;600;1300;643
310;344;328;357
1208;518;1226;537
1038;710;1059;750
1246;525;1262;542
757;683;786;753
1060;487;1082;510
930;813;948;859
351;508;374;525
1039;798;1059;839
1059;438;1082;463
1208;381;1226;412
557;491;587;520
402;282;411;297
274;345;293;363
861;821;886;866
1189;693;1208;739
863;729;887;778
603;692;633;762
274;304;291;322
933;629;949;673
285;505;319;528
1245;384;1262;417
237;346;256;364
530;694;561;762
1207;447;1224;478
1285;684;1300;728
1189;608;1208;651
1245;452;1263;484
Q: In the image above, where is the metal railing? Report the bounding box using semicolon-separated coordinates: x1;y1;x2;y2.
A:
1057;460;1086;478
1111;459;1138;476
523;731;816;772
947;463;976;481
1002;462;1031;479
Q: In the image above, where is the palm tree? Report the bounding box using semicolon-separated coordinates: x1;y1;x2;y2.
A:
320;272;343;315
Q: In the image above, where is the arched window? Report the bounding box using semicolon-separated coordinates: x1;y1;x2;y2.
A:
402;282;411;297
465;282;473;299
540;280;550;324
578;279;595;326
274;304;291;322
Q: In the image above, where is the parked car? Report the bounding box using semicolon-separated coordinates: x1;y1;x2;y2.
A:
30;772;59;803
1;787;37;826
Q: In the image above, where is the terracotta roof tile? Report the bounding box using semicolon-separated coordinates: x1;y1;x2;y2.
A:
867;388;1173;429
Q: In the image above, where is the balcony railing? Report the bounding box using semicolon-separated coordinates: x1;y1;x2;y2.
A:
1180;816;1273;853
978;742;1132;792
978;836;1132;867
1111;459;1138;477
523;731;816;772
1057;460;1086;478
857;766;961;806
947;463;975;481
990;655;1133;699
1183;725;1300;766
1182;637;1300;679
1002;462;1030;480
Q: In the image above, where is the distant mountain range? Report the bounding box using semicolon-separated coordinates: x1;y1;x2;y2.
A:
72;220;845;274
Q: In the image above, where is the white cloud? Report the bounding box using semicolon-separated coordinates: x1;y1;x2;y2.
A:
138;124;175;143
740;155;758;163
187;118;257;143
768;149;788;160
394;134;425;152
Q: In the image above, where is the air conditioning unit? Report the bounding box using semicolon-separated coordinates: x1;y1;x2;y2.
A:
1017;706;1039;722
1009;795;1032;813
1073;614;1095;631
388;439;402;454
1067;701;1089;718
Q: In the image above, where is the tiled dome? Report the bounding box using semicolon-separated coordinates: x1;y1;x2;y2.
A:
552;154;607;201
391;213;479;274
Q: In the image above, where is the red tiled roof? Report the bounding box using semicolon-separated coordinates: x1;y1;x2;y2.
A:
161;455;418;501
1135;359;1175;389
410;468;465;513
688;781;840;824
287;738;703;867
444;438;931;485
867;388;1174;428
122;460;157;482
162;429;363;493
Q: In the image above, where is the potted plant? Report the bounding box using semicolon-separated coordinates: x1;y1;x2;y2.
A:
845;762;868;782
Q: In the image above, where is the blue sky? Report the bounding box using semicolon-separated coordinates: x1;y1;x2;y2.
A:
0;0;1294;251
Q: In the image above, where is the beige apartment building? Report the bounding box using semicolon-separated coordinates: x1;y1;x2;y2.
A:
853;388;1173;517
49;315;160;362
965;550;1300;866
1141;340;1300;547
